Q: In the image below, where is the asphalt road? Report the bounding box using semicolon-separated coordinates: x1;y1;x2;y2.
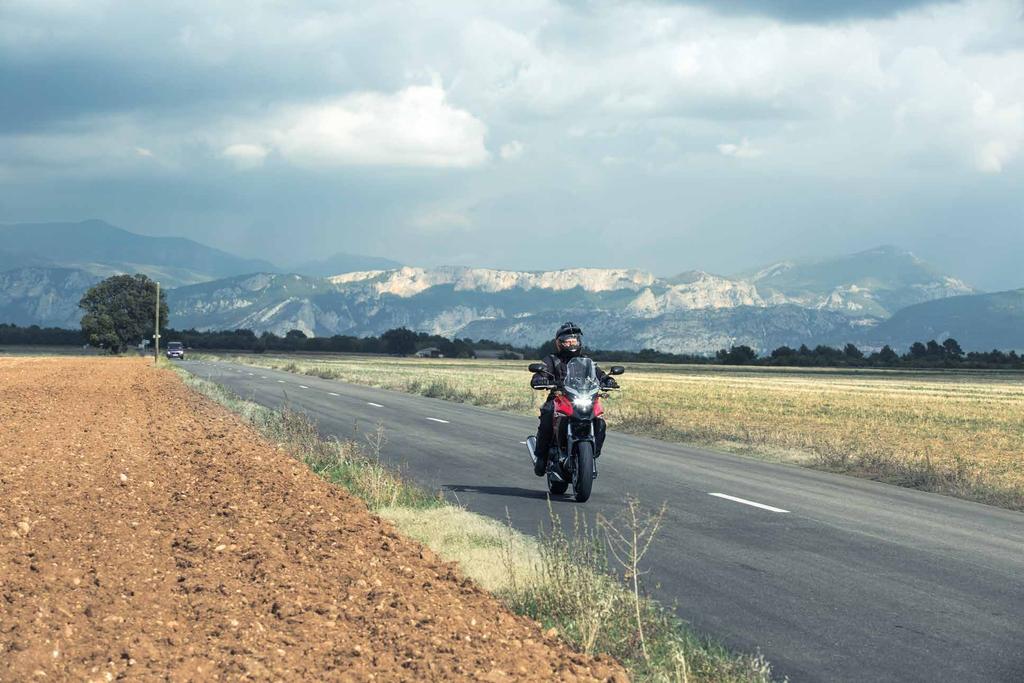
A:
182;358;1024;682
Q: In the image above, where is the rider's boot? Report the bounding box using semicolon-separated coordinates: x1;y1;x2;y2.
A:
531;434;549;476
533;448;547;476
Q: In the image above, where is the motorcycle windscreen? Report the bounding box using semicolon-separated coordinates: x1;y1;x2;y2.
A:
563;357;600;397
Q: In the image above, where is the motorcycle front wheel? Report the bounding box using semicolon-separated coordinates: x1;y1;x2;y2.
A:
573;440;595;502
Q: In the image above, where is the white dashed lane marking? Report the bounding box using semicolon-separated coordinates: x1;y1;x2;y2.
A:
277;380;285;384
708;493;789;514
298;385;309;389
367;402;384;408
328;392;340;397
425;417;450;424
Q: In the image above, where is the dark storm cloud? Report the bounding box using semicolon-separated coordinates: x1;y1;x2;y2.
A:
0;3;406;134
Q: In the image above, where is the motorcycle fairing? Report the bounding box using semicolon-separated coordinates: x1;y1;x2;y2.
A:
553;357;604;417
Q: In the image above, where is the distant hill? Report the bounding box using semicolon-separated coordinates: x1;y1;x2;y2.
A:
742;245;975;318
291;252;402;278
0;220;278;287
858;289;1024;351
0;267;101;328
2;231;1006;354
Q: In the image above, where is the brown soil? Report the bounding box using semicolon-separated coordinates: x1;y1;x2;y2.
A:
0;358;627;682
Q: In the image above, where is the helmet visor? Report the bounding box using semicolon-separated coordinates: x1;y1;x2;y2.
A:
557;334;581;351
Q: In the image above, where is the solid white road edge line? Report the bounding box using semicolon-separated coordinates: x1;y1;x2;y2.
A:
367;402;384;408
708;492;790;513
426;417;450;424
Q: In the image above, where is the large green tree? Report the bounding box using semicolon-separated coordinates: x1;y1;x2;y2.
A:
381;327;418;355
79;274;168;354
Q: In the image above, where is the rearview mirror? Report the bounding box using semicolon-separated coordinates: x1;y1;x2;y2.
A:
528;362;546;373
608;366;625;375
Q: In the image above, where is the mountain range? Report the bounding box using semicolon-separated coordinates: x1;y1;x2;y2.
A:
0;220;275;287
1;220;1019;353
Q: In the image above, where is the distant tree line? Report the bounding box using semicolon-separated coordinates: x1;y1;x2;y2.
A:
3;320;1022;369
162;327;486;357
715;339;1024;370
0;323;85;346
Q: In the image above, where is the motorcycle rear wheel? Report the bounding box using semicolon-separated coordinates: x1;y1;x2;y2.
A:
573;441;595;502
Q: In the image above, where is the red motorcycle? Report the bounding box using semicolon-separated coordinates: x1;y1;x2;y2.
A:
526;357;624;502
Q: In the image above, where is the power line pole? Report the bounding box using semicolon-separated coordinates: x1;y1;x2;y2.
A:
154;281;161;365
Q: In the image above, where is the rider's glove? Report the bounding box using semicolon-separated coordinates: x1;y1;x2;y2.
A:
602;377;619;389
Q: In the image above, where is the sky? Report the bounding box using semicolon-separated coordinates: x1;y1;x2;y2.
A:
1;0;1023;290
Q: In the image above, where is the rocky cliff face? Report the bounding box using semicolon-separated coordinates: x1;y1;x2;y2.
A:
0;268;101;328
165;250;975;352
329;266;657;297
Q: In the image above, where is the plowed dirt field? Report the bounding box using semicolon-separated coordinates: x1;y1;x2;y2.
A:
0;357;626;682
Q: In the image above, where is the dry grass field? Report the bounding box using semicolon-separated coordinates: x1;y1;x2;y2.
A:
208;353;1024;510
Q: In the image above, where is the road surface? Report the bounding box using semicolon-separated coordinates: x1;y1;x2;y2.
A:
182;359;1024;682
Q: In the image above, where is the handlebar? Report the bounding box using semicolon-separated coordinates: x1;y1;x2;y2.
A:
532;384;621;392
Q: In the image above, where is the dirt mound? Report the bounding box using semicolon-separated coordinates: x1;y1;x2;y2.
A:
0;358;626;681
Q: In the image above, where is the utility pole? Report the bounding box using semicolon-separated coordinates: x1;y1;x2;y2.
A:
154;281;161;365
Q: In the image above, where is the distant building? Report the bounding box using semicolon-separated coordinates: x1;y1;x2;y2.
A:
414;347;443;358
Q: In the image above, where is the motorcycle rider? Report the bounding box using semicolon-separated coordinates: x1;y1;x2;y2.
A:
531;322;618;476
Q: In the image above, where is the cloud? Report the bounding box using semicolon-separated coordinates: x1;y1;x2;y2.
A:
499;140;524;160
2;0;1024;289
270;85;488;168
221;143;268;169
670;0;954;22
717;138;764;159
410;207;474;232
134;146;154;158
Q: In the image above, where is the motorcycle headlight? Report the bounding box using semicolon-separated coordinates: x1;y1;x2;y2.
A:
572;396;593;410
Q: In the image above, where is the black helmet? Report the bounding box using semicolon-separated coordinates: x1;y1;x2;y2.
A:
554;321;583;357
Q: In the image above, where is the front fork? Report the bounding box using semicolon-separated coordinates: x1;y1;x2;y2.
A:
561;420;598;480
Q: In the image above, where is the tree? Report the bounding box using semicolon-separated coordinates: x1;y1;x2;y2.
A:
942;337;964;360
79;274;167;354
843;343;864;360
381;327;418;355
716;345;758;365
907;341;928;359
875;345;899;364
284;328;307;350
771;345;796;358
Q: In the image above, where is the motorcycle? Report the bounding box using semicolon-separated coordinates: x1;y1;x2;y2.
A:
526;357;624;502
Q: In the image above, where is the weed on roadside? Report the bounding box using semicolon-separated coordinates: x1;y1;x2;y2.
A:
503;501;776;683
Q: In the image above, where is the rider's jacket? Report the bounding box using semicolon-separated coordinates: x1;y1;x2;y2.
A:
530;352;612;402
